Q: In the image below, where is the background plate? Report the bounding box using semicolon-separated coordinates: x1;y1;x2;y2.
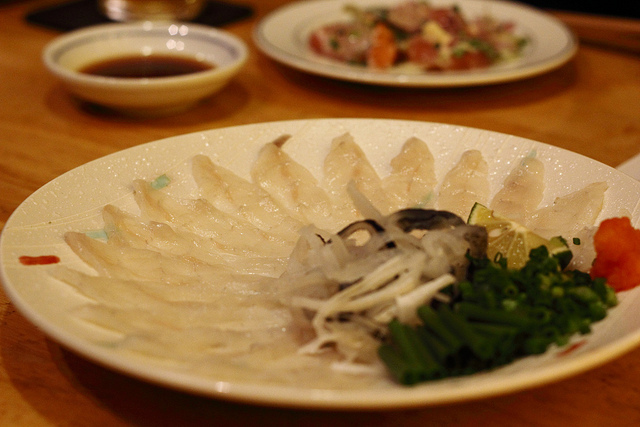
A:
2;119;640;409
253;0;578;87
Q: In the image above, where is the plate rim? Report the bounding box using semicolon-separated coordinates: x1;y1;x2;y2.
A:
2;118;640;409
252;0;578;87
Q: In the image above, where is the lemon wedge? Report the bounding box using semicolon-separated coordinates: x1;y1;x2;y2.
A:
467;202;572;269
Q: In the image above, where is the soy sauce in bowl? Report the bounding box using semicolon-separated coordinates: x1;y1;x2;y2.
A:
43;21;248;115
80;55;214;78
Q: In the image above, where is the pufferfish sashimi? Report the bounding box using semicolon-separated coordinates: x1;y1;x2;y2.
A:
490;155;545;226
323;133;392;219
64;231;248;284
132;179;294;258
437;149;490;219
251;142;338;231
76;303;295;361
53;265;271;305
191;155;303;242
530;181;608;239
52;267;288;333
382;137;437;211
101;204;287;277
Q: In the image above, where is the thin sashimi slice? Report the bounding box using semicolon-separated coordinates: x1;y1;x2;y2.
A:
64;231;263;285
490;155;545;225
191;155;303;241
566;226;598;271
65;278;291;332
86;318;300;364
437;149;490;218
102;205;287;277
382;137;437;211
72;300;291;332
530;181;608;239
250;142;338;231
132;180;295;258
53;266;270;304
323;133;393;218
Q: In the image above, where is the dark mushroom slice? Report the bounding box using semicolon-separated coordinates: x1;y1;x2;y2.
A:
337;219;397;250
338;219;385;237
387;209;466;232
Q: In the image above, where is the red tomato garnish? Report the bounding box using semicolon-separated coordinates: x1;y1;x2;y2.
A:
449;51;492;70
366;23;398;69
406;36;440;68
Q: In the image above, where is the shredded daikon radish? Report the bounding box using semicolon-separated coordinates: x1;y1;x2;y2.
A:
279;208;487;370
395;274;456;324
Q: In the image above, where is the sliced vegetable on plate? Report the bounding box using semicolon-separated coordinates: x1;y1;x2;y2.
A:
380;204;620;385
467;202;571;269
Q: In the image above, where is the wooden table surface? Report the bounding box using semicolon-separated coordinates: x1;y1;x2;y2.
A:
1;1;640;425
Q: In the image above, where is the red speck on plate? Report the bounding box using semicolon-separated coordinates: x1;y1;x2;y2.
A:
19;255;60;266
557;340;587;357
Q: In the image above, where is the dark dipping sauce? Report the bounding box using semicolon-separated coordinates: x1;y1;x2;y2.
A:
80;54;214;78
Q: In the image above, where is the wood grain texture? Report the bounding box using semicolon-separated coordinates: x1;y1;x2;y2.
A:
1;1;640;425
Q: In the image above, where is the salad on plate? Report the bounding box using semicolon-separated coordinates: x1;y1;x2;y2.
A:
309;1;529;71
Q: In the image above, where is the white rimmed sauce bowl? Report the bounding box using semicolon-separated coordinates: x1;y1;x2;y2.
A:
43;21;248;116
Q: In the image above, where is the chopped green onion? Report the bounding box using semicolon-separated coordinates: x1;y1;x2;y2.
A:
437;305;494;360
380;242;618;385
417;305;463;352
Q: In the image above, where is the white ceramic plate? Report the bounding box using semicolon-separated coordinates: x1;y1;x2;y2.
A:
253;0;577;87
2;119;640;409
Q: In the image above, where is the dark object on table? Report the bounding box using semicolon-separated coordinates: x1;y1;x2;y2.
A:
523;0;640;19
524;0;640;53
26;0;253;32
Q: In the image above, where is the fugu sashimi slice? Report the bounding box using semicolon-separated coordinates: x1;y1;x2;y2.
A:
102;205;287;277
251;142;337;230
567;226;597;271
490;156;545;225
382;137;437;211
54;266;169;306
323;133;393;218
132;180;294;258
101;322;291;359
191;155;303;241
53;266;267;305
72;292;290;332
437;150;490;219
530;181;608;239
64;231;255;285
121;327;263;358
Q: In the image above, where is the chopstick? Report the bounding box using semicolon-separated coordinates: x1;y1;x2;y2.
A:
551;11;640;54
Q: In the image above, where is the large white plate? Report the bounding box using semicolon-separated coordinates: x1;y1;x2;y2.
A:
2;119;640;409
253;0;578;87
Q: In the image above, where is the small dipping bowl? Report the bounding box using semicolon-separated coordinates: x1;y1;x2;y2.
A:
43;22;248;116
